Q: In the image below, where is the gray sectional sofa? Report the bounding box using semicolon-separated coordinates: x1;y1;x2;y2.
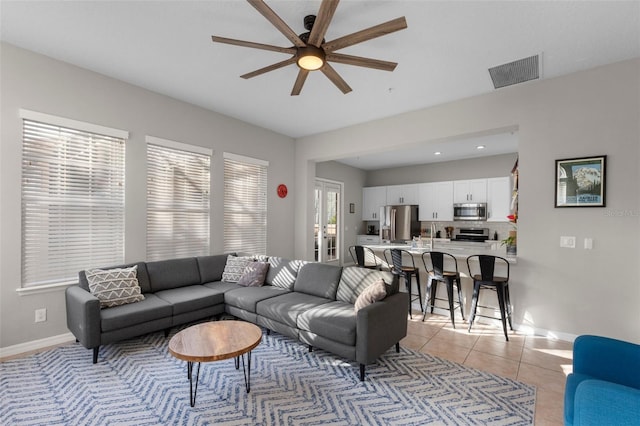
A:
65;254;408;380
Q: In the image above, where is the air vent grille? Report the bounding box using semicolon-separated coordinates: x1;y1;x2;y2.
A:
489;55;540;89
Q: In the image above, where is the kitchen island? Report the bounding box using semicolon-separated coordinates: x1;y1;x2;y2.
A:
362;240;516;326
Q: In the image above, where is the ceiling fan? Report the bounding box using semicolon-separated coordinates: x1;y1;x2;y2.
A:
211;0;407;96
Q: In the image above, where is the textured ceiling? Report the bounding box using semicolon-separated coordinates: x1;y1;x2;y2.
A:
2;1;639;167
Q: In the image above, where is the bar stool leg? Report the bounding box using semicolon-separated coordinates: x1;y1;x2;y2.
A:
468;281;481;332
422;277;435;321
445;277;456;328
415;272;424;313
495;283;509;341
456;277;465;321
404;273;412;319
505;284;514;330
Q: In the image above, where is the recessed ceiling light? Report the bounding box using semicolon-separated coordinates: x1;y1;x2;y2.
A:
434;151;441;155
476;145;486;150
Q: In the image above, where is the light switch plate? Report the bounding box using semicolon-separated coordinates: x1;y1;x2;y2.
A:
584;238;593;249
560;236;576;248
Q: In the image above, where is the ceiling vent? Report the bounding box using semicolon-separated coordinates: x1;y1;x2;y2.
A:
489;54;540;89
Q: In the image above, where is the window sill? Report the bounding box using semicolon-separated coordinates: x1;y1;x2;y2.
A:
16;281;76;296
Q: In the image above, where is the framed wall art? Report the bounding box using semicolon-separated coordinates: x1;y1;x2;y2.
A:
555;155;606;207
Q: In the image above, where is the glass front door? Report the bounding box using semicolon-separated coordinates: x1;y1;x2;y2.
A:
314;179;342;263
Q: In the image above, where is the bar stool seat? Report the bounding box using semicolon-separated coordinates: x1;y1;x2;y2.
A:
421;251;465;328
384;248;423;318
466;255;513;341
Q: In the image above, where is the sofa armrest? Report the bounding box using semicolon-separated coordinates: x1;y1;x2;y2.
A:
574;379;640;426
573;335;640;388
65;285;101;349
355;291;409;365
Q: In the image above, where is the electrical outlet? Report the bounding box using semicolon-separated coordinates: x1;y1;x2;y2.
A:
584;238;593;249
560;236;576;248
35;308;47;323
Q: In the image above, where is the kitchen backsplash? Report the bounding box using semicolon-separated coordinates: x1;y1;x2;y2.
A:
420;220;515;241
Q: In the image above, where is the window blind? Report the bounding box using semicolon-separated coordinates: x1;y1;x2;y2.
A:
21;118;126;287
223;153;268;255
146;138;211;261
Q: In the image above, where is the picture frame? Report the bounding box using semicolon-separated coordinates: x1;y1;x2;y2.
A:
555;155;606;207
349;203;355;214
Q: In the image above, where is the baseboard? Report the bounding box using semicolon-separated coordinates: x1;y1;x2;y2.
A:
0;332;76;359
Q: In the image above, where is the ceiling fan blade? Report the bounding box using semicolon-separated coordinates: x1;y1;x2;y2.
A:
321;63;352;94
247;0;306;48
241;57;297;79
291;69;310;96
308;0;340;47
322;16;407;52
326;52;397;72
211;36;296;55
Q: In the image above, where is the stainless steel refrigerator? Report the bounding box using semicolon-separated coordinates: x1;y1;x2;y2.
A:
379;205;420;243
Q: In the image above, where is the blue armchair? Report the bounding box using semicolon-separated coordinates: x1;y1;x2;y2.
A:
564;335;640;425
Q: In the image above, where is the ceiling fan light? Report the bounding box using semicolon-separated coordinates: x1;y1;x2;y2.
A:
297;46;325;71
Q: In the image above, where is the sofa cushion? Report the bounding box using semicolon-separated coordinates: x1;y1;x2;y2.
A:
80;262;151;294
264;257;305;290
203;281;243;293
154;285;225;315
100;293;172;332
221;255;254;283
85;265;145;309
297;301;357;346
256;292;333;328
197;254;234;284
224;286;289;313
294;263;342;299
354;279;387;312
237;261;270;287
336;267;396;304
147;257;201;292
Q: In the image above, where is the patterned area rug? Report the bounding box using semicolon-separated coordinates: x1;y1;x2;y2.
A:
1;327;535;425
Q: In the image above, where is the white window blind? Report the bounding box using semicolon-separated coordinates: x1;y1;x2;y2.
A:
21;116;126;287
223;153;268;255
146;137;211;261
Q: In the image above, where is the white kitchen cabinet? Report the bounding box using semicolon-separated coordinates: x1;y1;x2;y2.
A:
356;235;381;245
362;186;387;220
453;179;487;203
487;177;511;222
386;184;419;205
418;181;454;221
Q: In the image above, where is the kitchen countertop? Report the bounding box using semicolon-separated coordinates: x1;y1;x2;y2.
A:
364;240;516;264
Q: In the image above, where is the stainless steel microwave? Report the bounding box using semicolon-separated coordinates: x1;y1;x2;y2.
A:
453;203;487;221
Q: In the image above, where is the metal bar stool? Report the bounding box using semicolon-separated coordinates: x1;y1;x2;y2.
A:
348;245;381;270
384;248;423;318
421;251;465;328
466;255;513;341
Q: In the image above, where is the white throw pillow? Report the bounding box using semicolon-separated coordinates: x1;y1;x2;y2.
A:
221;255;254;282
85;265;145;309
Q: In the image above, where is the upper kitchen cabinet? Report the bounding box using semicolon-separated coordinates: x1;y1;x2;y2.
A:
453;179;487;203
487;177;511;222
386;184;419;205
418;181;454;221
362;186;387;220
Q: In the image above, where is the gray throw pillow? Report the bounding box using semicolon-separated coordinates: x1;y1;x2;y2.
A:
85;265;145;309
354;279;387;312
236;261;270;287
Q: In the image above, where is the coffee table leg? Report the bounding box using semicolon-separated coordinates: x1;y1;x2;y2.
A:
188;361;201;407
241;351;252;393
234;355;240;370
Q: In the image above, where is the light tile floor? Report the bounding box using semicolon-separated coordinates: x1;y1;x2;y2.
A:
402;309;574;425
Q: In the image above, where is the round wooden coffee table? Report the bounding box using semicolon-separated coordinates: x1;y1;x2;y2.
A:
168;320;262;407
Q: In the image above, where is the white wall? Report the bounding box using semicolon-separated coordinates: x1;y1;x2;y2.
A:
295;59;640;343
0;43;296;349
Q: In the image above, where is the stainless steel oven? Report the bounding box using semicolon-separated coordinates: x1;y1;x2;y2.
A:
453;203;487;221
